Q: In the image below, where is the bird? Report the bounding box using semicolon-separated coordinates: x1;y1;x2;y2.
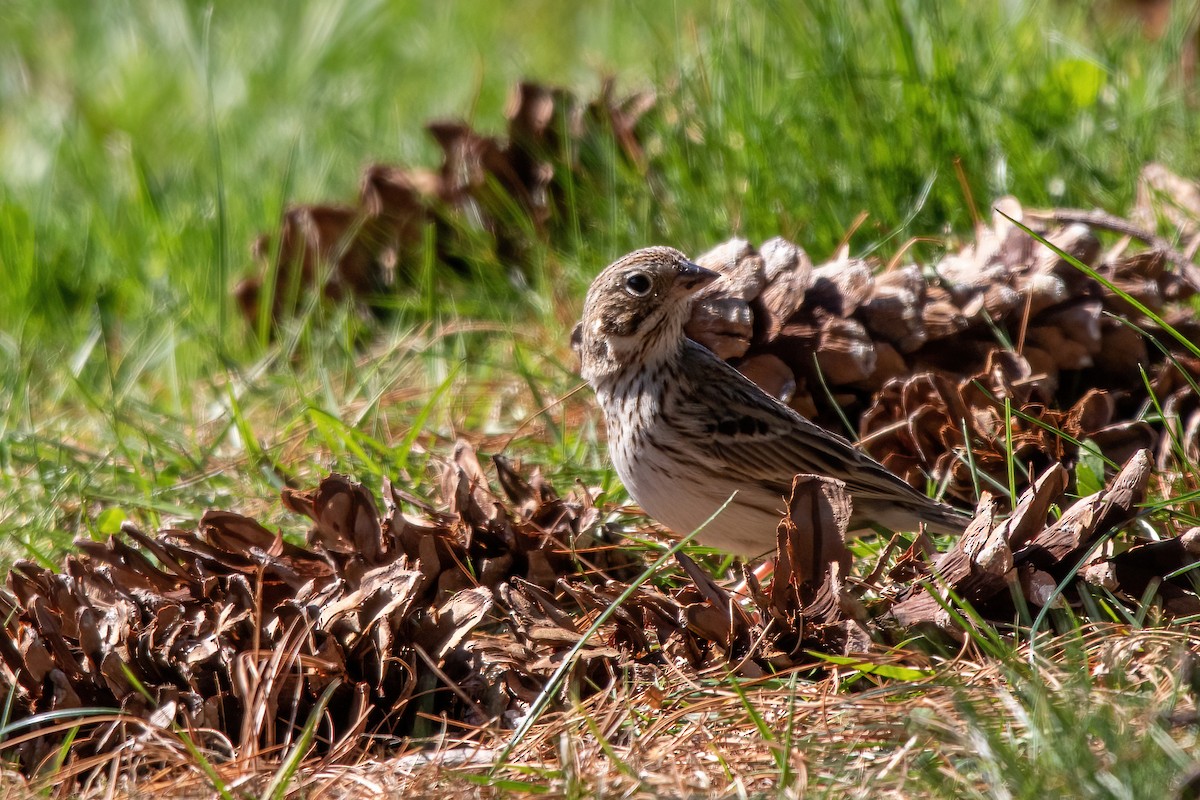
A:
578;245;972;556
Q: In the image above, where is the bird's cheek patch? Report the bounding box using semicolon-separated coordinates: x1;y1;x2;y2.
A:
601;307;641;338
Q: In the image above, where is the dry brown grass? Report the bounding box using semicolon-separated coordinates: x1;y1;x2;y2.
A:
2;625;1192;799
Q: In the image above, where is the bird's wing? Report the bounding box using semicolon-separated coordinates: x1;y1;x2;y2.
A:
674;340;947;508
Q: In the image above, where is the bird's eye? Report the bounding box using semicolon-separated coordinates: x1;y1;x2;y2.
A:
624;272;652;297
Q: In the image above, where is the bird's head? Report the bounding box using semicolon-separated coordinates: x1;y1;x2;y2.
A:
578;246;718;383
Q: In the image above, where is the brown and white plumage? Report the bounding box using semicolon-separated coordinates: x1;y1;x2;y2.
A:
579;245;970;556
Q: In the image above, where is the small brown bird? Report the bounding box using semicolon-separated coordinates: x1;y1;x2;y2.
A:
579;246;971;556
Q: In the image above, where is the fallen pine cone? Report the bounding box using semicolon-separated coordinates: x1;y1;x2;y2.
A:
676;183;1200;508
237;79;656;329
0;439;1193;784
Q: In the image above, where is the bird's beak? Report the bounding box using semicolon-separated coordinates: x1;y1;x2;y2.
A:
677;261;720;292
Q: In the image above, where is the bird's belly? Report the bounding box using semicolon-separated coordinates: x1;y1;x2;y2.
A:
613;435;783;557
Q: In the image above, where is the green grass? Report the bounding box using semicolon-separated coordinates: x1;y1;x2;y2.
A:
4;0;1198;554
4;0;1200;795
1;0;691;556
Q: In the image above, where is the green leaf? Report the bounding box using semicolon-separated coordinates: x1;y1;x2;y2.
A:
1050;58;1105;108
459;773;551;793
1076;441;1106;497
807;652;933;681
95;507;127;536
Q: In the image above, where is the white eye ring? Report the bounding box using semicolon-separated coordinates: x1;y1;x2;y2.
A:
624;272;652;297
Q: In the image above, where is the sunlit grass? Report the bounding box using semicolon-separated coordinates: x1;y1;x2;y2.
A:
3;0;1200;795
